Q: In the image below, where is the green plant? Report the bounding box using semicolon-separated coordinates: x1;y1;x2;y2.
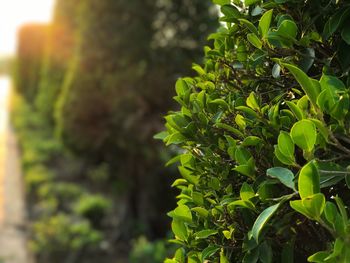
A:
74;194;111;227
160;0;350;262
130;236;174;263
30;213;102;262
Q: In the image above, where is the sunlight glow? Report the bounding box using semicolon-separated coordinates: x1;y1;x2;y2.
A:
0;0;55;55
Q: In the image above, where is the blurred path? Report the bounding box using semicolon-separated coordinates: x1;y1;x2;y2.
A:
0;76;28;263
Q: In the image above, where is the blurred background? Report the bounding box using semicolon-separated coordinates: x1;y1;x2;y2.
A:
0;0;218;262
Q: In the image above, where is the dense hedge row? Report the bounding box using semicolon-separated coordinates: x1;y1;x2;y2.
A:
161;0;350;262
35;0;80;123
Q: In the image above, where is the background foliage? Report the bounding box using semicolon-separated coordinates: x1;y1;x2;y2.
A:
13;0;217;262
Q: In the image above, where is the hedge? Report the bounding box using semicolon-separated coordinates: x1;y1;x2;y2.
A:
161;0;350;262
35;0;80;123
15;24;48;102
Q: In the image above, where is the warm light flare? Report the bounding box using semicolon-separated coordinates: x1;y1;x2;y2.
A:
0;0;55;56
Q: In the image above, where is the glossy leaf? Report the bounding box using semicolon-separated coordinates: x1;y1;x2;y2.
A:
195;229;218;239
259;9;273;38
298;161;320;199
290;120;317;152
251;202;281;242
171;219;188;241
277;131;294;159
282;63;320;107
266;167;296;191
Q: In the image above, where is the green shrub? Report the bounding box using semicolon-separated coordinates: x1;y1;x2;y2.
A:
30;213;102;262
130;236;175;263
74;194;111;227
161;0;350;262
24;165;54;194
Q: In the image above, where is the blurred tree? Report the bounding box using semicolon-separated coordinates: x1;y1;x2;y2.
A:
15;24;48;102
35;0;80;123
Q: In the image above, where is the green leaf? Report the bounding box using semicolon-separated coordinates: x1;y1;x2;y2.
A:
246;92;260;110
286;101;304;120
236;106;259;118
323;7;350;40
259;242;273;263
309;118;329;142
234;164;255;178
298;161;320;199
325;238;344;260
320;74;346;91
202;246;220;261
341;26;350;45
274;146;295;166
235;147;251;165
282;63;321;107
272;63;281;78
267;167;296;191
213;0;231;5
251;202;281;242
171;179;187;187
276;20;298;39
221;5;241;19
290;194;326;220
175;78;189;96
178;166;199;185
239;19;259;35
220;250;230;263
240;182;255;201
191;207;209;218
245;0;261;6
171;219;188;241
168;205;193;222
195;229;218;239
241;136;263;147
210;98;229;109
165;132;187;145
278;131;295;159
290;120;317;152
215;123;245;138
301;193;325;219
192;64;205;75
324;201;338;224
259;9;273;38
299;48;315;73
281;242;294;263
154;131;168;140
174;248;185;263
228;200;256;211
308;251;331;263
290;200;313;219
247;33;262;49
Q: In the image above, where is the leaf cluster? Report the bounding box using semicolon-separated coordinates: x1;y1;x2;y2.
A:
161;0;350;262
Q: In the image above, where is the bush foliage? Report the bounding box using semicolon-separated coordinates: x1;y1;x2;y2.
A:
161;0;350;262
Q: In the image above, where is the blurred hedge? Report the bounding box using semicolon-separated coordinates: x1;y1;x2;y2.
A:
15;24;48;102
35;0;80;123
14;0;218;260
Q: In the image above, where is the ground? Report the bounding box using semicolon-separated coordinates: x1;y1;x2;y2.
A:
0;76;29;263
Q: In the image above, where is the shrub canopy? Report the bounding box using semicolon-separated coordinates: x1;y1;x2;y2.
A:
161;0;350;262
